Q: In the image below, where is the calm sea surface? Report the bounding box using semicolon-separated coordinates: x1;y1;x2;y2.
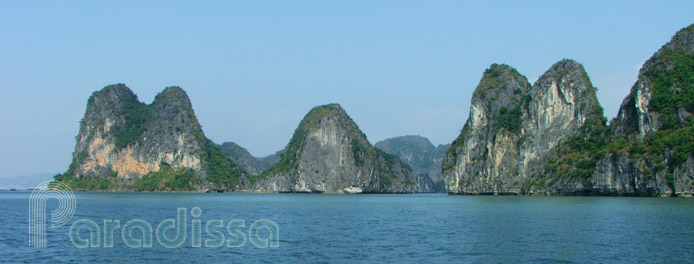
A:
1;192;694;263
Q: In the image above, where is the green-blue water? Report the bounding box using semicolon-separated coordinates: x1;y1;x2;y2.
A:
2;192;694;263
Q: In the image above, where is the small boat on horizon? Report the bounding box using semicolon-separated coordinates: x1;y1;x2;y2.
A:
342;186;362;194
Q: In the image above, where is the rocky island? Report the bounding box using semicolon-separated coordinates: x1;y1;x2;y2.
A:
53;84;248;192
251;103;417;193
443;24;694;197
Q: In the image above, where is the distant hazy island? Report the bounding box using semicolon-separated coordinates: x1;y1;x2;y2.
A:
54;23;694;197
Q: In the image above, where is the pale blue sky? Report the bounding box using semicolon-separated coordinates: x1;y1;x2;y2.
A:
1;1;693;177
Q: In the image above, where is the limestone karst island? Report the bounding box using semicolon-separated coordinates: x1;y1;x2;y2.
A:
54;24;694;197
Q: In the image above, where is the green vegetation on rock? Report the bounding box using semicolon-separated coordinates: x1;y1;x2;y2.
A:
611;43;694;173
110;100;151;148
644;48;694;129
544;111;608;181
192;129;246;189
53;163;117;191
497;105;523;133
200;139;245;188
604;120;694;179
131;163;201;191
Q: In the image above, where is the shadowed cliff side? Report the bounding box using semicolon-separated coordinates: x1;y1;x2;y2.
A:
253;104;417;193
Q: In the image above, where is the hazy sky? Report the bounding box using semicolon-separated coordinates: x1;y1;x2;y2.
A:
1;1;693;177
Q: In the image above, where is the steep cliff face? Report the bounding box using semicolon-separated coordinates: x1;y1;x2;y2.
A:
254;104;417;193
613;24;694;139
443;60;603;194
589;24;694;196
525;61;608;194
444;24;694;197
374;135;448;192
219;142;281;174
55;84;246;191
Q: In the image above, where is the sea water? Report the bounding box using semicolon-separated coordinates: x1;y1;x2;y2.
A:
1;192;693;263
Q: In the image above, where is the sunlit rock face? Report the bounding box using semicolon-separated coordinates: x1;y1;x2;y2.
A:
443;60;603;195
62;84;245;191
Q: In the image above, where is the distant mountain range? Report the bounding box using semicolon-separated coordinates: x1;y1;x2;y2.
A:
217;142;281;175
374;136;449;192
0;173;54;190
49;23;694;196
